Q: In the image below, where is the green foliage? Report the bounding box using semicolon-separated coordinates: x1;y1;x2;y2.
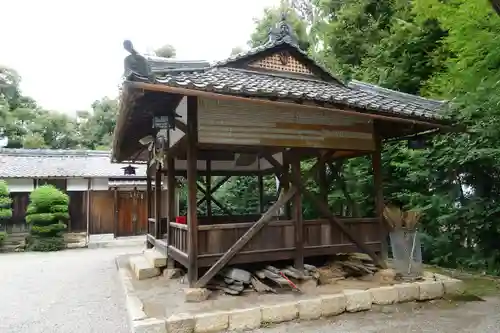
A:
26;185;68;251
0;180;12;220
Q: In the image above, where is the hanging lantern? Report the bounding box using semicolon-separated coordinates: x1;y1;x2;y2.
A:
407;136;428;150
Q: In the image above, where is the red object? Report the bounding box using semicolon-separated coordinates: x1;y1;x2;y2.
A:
176;216;187;224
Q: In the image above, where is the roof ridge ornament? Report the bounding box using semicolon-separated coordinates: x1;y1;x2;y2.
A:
123;40;155;82
268;12;299;47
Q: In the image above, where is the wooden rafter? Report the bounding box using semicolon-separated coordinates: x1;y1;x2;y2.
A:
194;153;331;288
263;152;387;269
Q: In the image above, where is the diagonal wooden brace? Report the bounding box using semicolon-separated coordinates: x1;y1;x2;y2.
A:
196;182;233;216
194;152;330;288
197;175;231;206
263;152;387;269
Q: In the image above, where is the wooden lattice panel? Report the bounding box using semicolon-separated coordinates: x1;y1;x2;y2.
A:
248;52;314;75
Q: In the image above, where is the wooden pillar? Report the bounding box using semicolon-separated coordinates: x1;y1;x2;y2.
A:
258;174;264;213
146;161;153;221
206;160;212;217
186;96;199;286
372;134;388;260
291;154;304;270
166;155;176;245
113;187;119;238
155;168;162;239
282;156;291;218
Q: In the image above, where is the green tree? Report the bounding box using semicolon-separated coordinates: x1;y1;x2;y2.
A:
0;180;12;246
26;185;69;251
154;44;176;58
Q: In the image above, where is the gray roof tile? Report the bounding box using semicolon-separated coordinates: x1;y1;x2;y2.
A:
0;149;147;178
135;67;444;120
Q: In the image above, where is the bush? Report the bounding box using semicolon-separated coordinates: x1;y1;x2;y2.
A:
0;180;12;220
26;185;69;251
0;180;12;247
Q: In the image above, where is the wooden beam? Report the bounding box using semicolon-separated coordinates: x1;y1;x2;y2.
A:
372;133;388;260
291;153;304;270
155;167;162;239
128;81;454;130
196;182;232;216
194;155;328;288
197;175;231;206
258;174;264;213
264;153;387;269
113;188;119;237
166;154;176;246
206;160;212;217
186;95;199;286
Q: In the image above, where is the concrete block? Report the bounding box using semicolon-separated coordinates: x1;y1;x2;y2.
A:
418;280;444;300
320;293;346;317
129;256;160;280
395;283;419;303
127;295;147;321
144;249;167;268
228;307;261;331
133;318;166;333
299;279;318;293
370;286;398;305
443;279;465;295
165;313;195;333
298;298;322;320
194;311;228;333
343;289;372;312
184;288;211;303
261;302;298;324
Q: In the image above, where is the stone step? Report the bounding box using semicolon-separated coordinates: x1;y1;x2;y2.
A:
144;248;168;268
129;255;160;280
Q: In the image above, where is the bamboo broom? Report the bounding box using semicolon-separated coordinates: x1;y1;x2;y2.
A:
383;205;403;230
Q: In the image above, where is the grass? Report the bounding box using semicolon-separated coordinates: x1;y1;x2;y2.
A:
426;265;500;298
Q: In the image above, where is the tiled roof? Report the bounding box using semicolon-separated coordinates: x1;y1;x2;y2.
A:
124;15;447;122
133;67;444;120
0;149;147;178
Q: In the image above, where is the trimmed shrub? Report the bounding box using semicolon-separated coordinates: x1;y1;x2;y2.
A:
0;180;11;246
26;185;69;251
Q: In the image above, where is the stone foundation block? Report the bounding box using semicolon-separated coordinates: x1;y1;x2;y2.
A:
370;286;398;305
184;288;211;303
320;293;346;317
299;279;318;293
298;298;322;320
261;302;298;324
418;281;444;300
144;249;167;268
129;256;160;280
443;279;465;295
163;268;183;280
395;283;419;303
228;307;261;331
133;318;166;333
194;311;228;333
343;289;372;312
165;313;195;333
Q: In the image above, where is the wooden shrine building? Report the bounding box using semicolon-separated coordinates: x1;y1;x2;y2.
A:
112;16;454;287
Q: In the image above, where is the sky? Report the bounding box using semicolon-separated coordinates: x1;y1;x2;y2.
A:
0;0;279;114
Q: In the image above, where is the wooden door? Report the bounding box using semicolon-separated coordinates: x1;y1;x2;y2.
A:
136;191;148;235
117;192;134;237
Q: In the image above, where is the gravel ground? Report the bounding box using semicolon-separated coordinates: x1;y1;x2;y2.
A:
0;246;142;333
256;297;500;333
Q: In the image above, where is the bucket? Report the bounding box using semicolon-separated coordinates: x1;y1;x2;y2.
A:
389;229;423;280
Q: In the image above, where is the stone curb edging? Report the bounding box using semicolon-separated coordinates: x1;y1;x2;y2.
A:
115;258;166;333
116;260;465;333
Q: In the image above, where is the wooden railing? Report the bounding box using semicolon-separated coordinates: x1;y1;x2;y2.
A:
166;217;381;267
169;222;188;253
